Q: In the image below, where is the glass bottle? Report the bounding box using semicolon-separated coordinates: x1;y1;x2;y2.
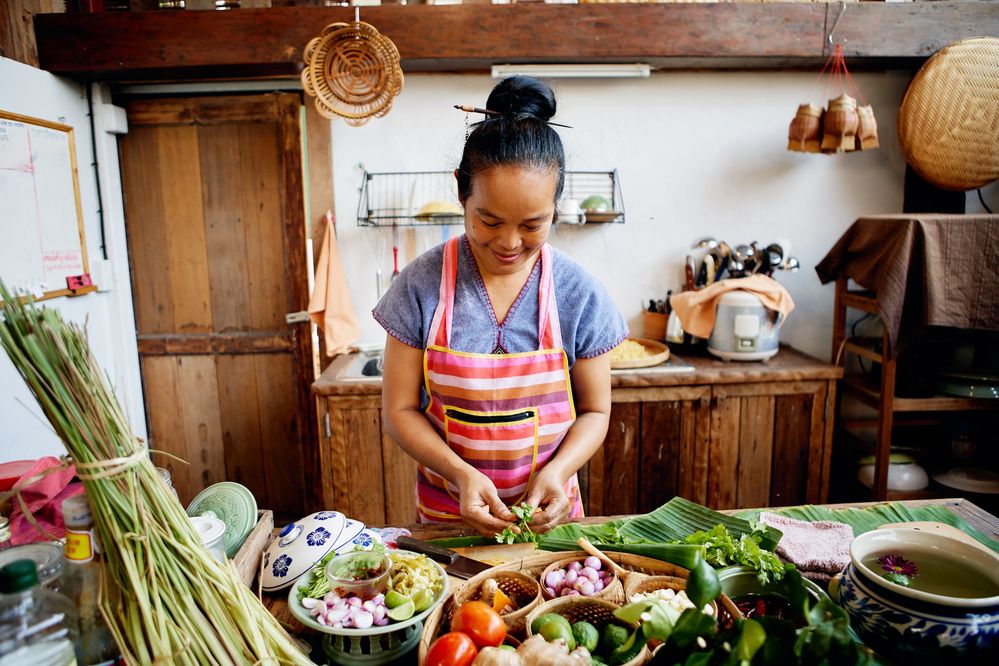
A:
157;0;185;9
0;518;10;551
0;559;79;665
60;496;120;666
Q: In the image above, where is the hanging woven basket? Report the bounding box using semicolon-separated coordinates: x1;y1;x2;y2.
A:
898;37;999;191
302;20;404;125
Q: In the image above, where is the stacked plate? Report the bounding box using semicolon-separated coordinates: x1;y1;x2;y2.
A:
261;511;381;592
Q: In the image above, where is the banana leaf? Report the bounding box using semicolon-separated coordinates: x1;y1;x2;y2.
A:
739;502;999;553
539;497;783;554
537;537;704;571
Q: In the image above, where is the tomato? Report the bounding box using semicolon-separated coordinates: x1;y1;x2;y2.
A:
425;632;478;666
451;601;506;649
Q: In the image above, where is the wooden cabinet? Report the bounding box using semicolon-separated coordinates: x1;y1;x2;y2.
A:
314;347;840;525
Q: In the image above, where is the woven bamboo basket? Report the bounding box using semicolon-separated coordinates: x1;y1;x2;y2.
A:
898;36;999;191
539;554;623;602
418;550;733;664
451;570;542;637
624;574;741;622
525;597;650;666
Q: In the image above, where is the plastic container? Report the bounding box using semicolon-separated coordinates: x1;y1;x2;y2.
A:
0;559;78;664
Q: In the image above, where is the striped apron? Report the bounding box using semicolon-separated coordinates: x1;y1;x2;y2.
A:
416;237;584;523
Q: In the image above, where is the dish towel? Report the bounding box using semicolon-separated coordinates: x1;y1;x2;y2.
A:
5;457;84;545
759;512;853;585
308;212;361;356
669;275;795;339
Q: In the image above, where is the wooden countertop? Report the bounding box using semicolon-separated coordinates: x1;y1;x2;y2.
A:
312;345;842;397
262;497;998;636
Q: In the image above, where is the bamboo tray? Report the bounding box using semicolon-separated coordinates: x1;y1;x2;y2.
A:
610;337;670;369
417;549;740;664
232;509;273;588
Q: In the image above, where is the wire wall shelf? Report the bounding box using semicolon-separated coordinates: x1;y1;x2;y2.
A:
356;170;625;227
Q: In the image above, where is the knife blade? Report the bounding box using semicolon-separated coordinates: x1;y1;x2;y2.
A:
396;536;493;579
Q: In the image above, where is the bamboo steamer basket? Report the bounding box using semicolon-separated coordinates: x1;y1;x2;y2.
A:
539;555;623;602
418;550;721;663
451;570;542;637
821;94;858;153
898;37;999;191
525;596;651;666
787;103;823;153
855;104;880;151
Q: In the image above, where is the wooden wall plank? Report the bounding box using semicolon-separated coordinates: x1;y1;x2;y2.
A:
325;402;350;512
639;401;681;514
708;397;740;509
126;96;282;126
819;381;836;502
175;355;227;498
120;127;173;335
36;4;999;80
735;395;775;509
601;402;640;516
254;354;305;517
239;119;286;331
199;123;253;333
141;356;189;500
770;393;812;507
136;333;293;355
305;101;334;368
381;431;417;525
158;126;213;333
216;355;267;497
345;408;386;525
806;383;829;503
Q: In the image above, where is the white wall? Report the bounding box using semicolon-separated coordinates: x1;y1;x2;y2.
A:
329;71;942;361
0;58;145;462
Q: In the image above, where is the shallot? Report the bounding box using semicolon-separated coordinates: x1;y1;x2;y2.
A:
545;559;613;597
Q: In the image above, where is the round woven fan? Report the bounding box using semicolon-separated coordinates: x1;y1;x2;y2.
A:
302;21;404;125
898;37;999;191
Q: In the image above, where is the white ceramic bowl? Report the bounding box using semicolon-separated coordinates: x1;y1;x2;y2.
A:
857;461;929;491
262;511;352;592
837;527;999;660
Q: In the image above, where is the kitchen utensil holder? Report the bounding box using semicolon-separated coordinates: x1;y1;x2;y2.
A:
356;170;626;227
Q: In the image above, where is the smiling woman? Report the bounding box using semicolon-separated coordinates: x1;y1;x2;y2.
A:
372;76;628;538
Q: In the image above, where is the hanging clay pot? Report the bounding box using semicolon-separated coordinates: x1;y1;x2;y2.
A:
855;104;880;150
788;103;823;153
821;94;859;153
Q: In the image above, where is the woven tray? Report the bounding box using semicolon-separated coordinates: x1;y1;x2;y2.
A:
898;37;999;191
418;549;741;663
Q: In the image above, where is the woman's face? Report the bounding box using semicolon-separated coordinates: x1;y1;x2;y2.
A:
460;164;557;277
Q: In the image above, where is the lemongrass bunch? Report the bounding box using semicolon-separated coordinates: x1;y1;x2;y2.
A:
0;282;313;666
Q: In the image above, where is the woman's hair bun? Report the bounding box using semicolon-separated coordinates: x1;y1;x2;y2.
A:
486;76;556;122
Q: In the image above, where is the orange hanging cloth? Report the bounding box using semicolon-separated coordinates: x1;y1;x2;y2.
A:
308;212;361;355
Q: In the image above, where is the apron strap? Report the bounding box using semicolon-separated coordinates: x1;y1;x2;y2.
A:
538;244;563;350
428;237;459;347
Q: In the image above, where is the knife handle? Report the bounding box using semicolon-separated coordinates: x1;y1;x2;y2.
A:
396;536;458;564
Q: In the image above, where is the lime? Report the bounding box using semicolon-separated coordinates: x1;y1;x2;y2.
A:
600;623;630;654
384;590;410;609
539;616;575;651
571;621;599;653
386;599;415;621
412;588;434;612
530;612;565;635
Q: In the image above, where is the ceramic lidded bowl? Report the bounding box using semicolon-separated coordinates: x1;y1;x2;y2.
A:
261;511;350;592
837;527;999;660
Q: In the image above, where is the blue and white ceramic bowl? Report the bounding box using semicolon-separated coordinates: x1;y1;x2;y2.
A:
262;511;351;592
838;527;999;660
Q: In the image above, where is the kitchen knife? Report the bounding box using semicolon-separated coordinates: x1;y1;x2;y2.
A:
395;536;493;579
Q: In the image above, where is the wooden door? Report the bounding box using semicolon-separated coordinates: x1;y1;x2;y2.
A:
583;387;711;516
708;381;831;510
120;94;317;518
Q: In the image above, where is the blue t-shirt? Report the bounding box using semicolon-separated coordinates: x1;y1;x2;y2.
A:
373;235;628;368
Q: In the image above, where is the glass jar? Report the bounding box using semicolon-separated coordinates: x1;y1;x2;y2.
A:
0;544;64;593
0;560;78;664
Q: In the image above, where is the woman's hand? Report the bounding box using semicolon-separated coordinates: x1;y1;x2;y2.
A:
457;469;516;537
524;465;571;533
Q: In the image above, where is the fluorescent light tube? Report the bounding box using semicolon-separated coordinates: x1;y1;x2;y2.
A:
491;63;652;79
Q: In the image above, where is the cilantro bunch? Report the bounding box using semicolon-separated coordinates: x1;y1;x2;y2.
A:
496;502;539;545
674;522;787;584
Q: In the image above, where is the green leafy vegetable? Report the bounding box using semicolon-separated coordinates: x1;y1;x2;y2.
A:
677;522;787;584
496;502;539;545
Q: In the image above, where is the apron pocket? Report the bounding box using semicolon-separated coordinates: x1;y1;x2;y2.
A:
443;407;540;504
